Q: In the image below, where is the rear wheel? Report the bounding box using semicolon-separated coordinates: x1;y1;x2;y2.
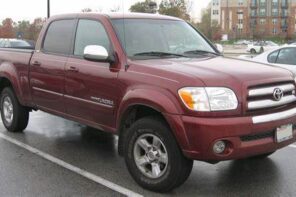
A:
123;117;193;192
0;87;29;132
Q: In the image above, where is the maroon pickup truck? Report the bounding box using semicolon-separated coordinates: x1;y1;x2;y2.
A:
0;13;296;192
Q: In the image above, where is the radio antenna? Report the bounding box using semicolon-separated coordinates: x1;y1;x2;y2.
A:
122;0;129;70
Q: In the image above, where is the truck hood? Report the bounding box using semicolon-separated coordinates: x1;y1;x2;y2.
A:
131;56;294;87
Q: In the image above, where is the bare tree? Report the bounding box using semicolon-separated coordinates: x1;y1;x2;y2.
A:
81;8;92;13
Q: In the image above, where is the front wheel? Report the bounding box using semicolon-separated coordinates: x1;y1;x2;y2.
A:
0;87;29;132
124;117;193;192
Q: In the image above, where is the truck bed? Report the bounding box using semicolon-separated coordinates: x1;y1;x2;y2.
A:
0;48;34;106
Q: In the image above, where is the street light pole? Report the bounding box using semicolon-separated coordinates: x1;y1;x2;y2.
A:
47;0;50;18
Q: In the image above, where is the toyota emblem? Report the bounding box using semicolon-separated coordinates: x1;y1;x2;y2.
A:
273;88;284;101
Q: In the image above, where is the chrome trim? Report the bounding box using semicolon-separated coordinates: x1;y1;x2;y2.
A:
32;87;63;96
248;95;296;110
253;107;296;124
64;95;114;108
84;45;108;61
248;84;295;97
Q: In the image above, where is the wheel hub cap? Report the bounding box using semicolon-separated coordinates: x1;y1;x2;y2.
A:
133;134;168;179
147;150;158;162
2;96;13;125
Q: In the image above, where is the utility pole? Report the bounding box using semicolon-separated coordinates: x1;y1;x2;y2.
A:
47;0;50;18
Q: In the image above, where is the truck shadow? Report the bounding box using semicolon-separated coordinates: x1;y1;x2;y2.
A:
174;158;281;197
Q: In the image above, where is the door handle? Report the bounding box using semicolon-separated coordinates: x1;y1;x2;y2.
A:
32;61;41;67
68;66;79;72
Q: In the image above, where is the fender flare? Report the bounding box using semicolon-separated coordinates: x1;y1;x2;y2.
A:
0;62;24;104
116;88;191;154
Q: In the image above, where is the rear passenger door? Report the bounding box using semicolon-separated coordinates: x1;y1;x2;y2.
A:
30;19;76;113
65;19;119;128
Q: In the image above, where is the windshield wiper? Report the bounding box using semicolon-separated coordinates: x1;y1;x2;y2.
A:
133;51;187;58
184;50;220;56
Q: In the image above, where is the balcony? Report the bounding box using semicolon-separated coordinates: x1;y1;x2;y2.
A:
281;2;288;8
250;11;257;17
258;13;266;17
259;3;267;7
281;12;288;18
281;25;288;30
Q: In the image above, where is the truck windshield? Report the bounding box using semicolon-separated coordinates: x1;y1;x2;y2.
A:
111;19;217;59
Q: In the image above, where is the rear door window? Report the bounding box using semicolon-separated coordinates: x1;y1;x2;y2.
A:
276;48;296;65
43;20;76;55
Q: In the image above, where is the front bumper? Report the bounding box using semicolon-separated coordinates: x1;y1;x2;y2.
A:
165;109;296;161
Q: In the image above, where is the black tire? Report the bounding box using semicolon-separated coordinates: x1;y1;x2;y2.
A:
0;87;29;132
251;49;257;54
249;151;275;159
123;116;193;192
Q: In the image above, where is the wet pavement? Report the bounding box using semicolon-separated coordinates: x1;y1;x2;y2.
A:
0;111;296;197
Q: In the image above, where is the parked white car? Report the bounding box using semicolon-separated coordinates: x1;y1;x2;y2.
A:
240;45;296;74
234;40;253;45
247;41;279;54
0;38;35;49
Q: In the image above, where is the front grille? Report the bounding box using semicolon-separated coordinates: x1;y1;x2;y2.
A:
240;130;274;142
247;82;296;112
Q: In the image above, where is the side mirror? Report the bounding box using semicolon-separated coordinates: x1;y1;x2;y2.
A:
83;45;114;62
215;43;224;54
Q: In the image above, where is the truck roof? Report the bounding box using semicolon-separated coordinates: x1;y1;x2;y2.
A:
49;12;182;21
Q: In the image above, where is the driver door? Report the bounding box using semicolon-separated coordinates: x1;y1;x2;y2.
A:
64;19;120;128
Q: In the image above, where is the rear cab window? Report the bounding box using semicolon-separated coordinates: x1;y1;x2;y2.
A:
42;19;76;55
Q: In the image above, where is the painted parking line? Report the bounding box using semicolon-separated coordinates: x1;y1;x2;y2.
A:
289;144;296;148
0;132;143;197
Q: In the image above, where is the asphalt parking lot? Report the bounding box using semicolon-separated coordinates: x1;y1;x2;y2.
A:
0;111;296;197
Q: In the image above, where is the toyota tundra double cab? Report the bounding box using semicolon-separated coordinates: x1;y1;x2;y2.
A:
0;13;295;192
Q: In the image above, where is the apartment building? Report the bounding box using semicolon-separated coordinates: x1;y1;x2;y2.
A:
211;0;221;24
211;0;296;39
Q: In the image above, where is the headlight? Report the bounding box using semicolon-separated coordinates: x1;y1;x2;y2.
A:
178;87;238;111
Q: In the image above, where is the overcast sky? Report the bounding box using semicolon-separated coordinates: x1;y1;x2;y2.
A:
0;0;211;22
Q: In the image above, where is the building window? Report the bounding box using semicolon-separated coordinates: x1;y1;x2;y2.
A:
260;0;266;7
212;0;219;6
251;10;257;17
272;0;278;7
272;18;278;25
272;8;279;16
260;19;266;25
282;9;288;17
251;19;257;28
272;28;277;34
238;0;243;6
213;10;219;15
259;8;266;16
